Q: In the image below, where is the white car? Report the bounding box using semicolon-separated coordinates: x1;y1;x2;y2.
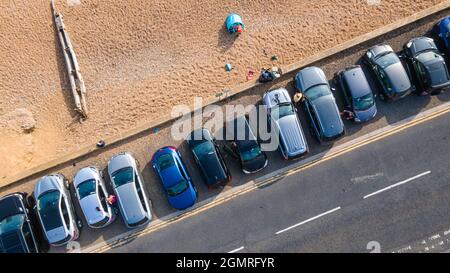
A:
33;174;81;246
73;167;116;229
107;152;152;228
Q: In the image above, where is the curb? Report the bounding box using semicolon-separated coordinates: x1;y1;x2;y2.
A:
2;2;449;189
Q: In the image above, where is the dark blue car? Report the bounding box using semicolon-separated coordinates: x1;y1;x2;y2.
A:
151;146;197;210
436;16;450;54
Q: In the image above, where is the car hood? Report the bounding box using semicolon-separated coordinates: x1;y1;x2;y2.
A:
46;226;68;244
115;182;145;225
311;95;344;138
263;88;291;108
277;114;307;153
73;167;99;188
297;67;327;91
167;184;197;210
34;176;62;198
108;153;135;175
354;104;377;122
0;195;23;221
79;195;105;226
384;62;411;93
424;59;450;87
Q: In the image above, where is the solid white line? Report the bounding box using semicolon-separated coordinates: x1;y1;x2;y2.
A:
363;171;431;199
228;246;244;253
275;207;341;235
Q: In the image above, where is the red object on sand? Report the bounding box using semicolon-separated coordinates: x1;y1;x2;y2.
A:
247;69;254;81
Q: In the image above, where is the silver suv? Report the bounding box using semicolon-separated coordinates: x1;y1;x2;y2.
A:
107;152;152;228
33;174;81;246
263;88;309;160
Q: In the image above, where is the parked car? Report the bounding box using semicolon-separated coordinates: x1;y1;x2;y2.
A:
152;146;197;210
107;152;152;228
294;66;345;143
73;167;116;229
223;116;268;174
262;88;309;159
335;65;377;123
186;128;232;188
0;193;41;253
363;44;414;101
33;174;81;246
435;15;450;54
403;37;450;95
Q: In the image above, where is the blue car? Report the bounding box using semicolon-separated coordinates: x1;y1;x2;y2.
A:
151;146;197;210
436;16;450;54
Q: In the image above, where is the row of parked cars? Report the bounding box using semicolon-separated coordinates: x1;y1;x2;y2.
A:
1;17;450;253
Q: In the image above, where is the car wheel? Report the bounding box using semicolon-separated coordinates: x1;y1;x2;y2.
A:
26;195;36;208
64;179;70;190
76;219;83;229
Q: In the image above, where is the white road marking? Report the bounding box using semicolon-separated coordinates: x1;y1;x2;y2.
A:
363;171;431;199
275;207;341;235
228;246;244;253
351;172;384;184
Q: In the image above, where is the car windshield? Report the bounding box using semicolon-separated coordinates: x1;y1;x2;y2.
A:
192;141;215;160
271;103;294;120
156;154;175;171
241;146;262;162
37;190;63;231
111;167;134;188
76;179;96;199
167;179;189;196
375;53;399;69
416;51;439;63
304;84;331;101
0;214;24;235
353;93;375;111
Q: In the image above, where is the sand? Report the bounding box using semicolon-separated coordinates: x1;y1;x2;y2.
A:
0;0;444;180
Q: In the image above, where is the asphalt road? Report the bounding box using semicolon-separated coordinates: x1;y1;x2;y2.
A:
108;111;450;253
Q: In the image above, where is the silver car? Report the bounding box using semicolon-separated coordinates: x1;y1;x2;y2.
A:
33;174;81;246
263;88;309;160
107;152;152;228
73;167;116;229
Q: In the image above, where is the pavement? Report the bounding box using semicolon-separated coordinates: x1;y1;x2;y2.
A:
108;110;450;253
0;8;449;253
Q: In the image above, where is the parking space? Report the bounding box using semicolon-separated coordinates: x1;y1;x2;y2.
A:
1;8;449;253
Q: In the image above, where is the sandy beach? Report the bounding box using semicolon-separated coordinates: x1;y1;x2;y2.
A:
0;0;444;180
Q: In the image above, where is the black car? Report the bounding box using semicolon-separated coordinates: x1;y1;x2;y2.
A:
403;37;450;95
0;193;41;253
294;66;345;143
363;44;414;101
186;128;232;187
223;116;268;174
335;65;377;123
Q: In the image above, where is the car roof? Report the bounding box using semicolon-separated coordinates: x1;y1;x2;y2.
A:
0;229;27;253
311;95;344;137
0;194;23;222
342;67;372;98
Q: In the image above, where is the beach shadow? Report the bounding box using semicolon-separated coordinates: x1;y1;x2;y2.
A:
217;23;239;53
